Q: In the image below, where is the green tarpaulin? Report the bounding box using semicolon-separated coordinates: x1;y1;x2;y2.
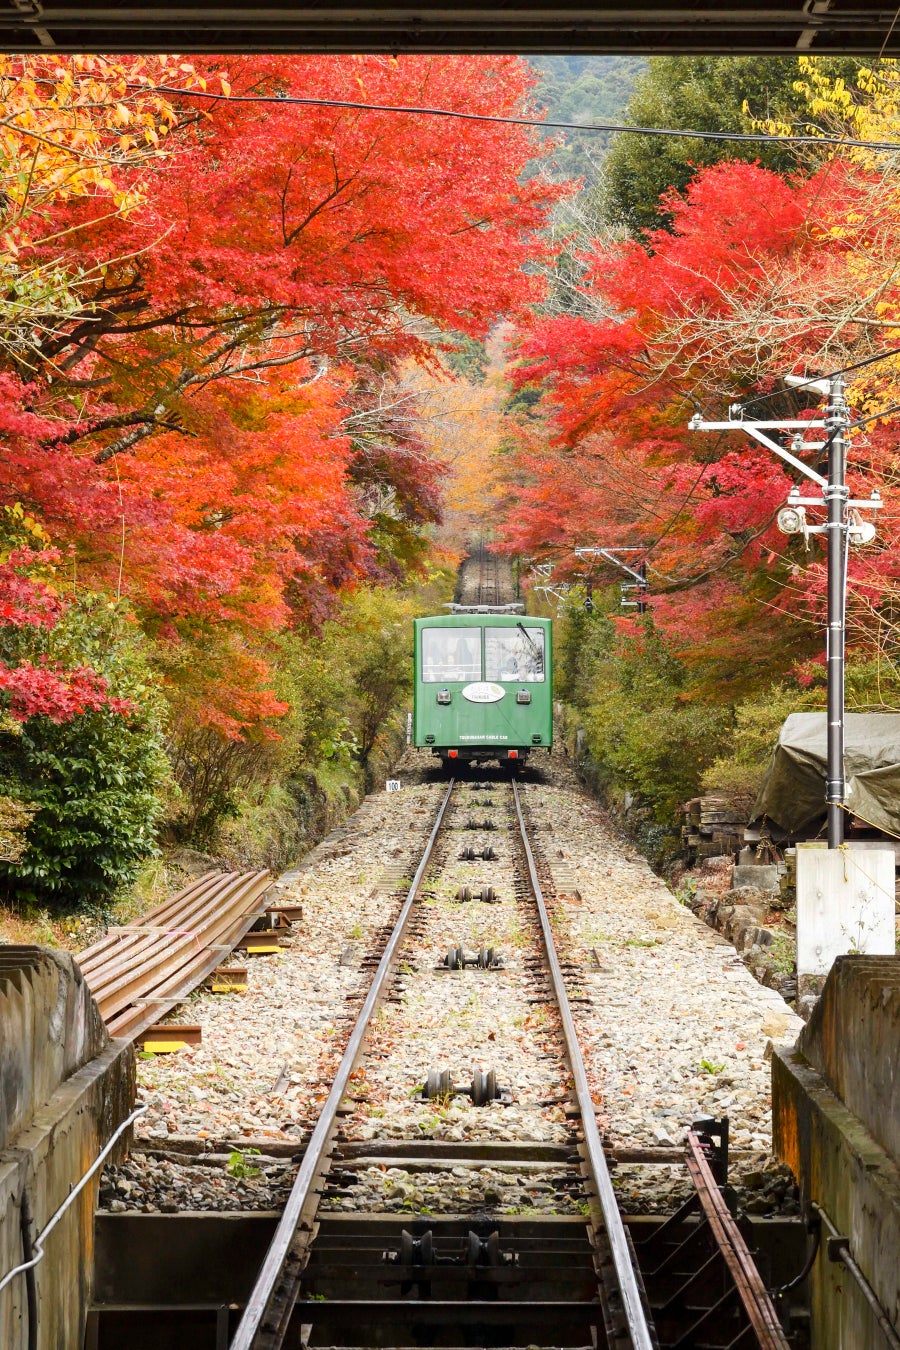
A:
752;712;900;836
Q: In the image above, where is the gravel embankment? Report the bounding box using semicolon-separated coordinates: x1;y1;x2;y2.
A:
101;745;802;1218
520;762;803;1155
519;750;803;1213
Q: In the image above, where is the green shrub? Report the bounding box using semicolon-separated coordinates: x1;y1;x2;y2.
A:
276;581;450;791
162;572;455;852
559;602;732;822
700;684;821;802
0;597;168;906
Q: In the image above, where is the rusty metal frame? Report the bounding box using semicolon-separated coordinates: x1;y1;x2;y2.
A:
229;778;457;1350
685;1129;791;1349
511;780;656;1350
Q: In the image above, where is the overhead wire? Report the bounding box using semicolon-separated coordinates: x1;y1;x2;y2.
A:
141;82;900;590
844;398;900;433
736;346;900;410
131;79;900;379
142;82;900;426
145;84;900;154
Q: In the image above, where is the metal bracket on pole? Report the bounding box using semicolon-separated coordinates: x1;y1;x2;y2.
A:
528;564;571;611
688;414;828;488
742;426;828;489
575;546;649;613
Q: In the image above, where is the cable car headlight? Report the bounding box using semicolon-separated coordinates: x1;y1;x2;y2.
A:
436;688;452;705
516;690;531;704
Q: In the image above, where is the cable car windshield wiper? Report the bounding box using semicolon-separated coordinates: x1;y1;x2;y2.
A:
516;622;543;669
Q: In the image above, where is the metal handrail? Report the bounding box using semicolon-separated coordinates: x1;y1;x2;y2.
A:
511;780;655;1350
0;1103;148;1297
812;1202;900;1349
230;780;456;1350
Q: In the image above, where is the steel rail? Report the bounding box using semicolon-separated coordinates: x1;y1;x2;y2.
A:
685;1130;791;1348
77;868;272;1040
230;777;457;1350
510;780;655;1350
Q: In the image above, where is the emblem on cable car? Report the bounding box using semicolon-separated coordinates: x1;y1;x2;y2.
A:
462;682;506;703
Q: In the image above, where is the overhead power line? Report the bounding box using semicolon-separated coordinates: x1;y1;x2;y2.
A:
739;346;900;410
146;85;900;154
846;398;900;431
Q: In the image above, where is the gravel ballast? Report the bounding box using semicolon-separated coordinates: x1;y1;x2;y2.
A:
102;745;803;1218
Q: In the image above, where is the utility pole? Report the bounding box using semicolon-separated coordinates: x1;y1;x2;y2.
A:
689;376;880;849
824;375;848;848
637;560;648;615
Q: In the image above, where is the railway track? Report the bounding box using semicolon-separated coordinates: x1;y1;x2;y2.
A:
455;542;513;610
221;777;789;1350
476;550;501;607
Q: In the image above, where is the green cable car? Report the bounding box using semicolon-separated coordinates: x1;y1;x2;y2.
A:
413;607;552;770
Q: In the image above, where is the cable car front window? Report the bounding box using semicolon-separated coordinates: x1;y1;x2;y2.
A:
484;626;545;682
421;628;482;683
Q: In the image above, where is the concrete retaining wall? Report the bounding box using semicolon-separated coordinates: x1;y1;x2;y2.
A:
0;946;133;1350
772;955;900;1349
797;955;899;1165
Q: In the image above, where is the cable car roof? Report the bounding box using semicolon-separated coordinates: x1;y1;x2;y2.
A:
443;604;526;614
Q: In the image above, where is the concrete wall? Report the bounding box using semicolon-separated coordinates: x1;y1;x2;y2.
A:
772;955;900;1350
797;955;899;1165
0;947;108;1149
0;946;134;1350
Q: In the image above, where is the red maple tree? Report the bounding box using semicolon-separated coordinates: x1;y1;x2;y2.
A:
2;54;565;736
497;157;898;686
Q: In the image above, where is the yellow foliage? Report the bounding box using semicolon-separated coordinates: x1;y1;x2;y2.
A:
0;502;53;563
793;55;900;155
0;55;228;357
746;56;900;162
395;328;515;551
0;53;201;243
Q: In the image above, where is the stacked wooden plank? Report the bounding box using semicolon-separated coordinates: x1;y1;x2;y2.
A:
681;796;748;863
77;869;272;1041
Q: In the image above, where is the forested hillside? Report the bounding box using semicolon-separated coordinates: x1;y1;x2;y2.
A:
527;55;644;181
489;55;900;862
0;53;567;927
